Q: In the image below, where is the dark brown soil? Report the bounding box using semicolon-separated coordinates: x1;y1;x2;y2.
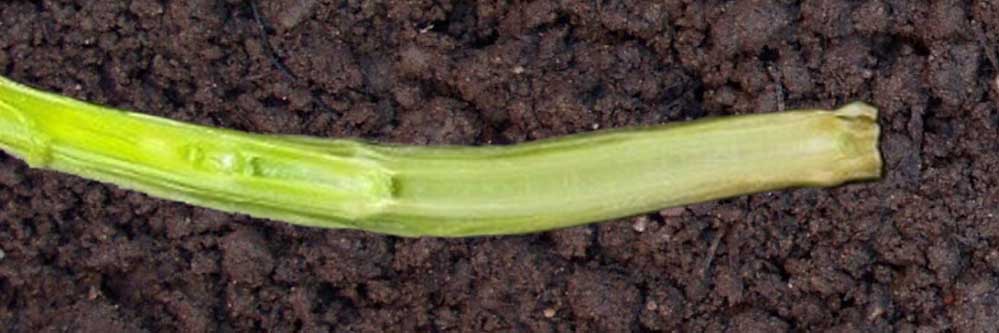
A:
1;0;998;331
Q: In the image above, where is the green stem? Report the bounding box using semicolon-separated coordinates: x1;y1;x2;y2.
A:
0;76;881;237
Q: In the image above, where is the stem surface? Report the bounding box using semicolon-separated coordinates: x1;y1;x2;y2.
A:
0;76;881;237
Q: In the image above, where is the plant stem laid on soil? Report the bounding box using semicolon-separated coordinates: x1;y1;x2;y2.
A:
0;76;882;237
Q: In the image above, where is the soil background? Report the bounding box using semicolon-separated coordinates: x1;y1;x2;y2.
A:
2;0;999;332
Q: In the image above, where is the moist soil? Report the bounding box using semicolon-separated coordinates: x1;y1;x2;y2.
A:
2;1;999;332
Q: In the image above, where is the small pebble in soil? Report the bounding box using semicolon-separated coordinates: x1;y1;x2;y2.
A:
633;217;648;233
87;286;99;300
277;0;318;30
543;308;556;318
0;249;5;261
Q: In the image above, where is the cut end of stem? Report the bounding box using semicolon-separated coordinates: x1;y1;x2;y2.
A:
834;101;879;121
829;101;883;184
